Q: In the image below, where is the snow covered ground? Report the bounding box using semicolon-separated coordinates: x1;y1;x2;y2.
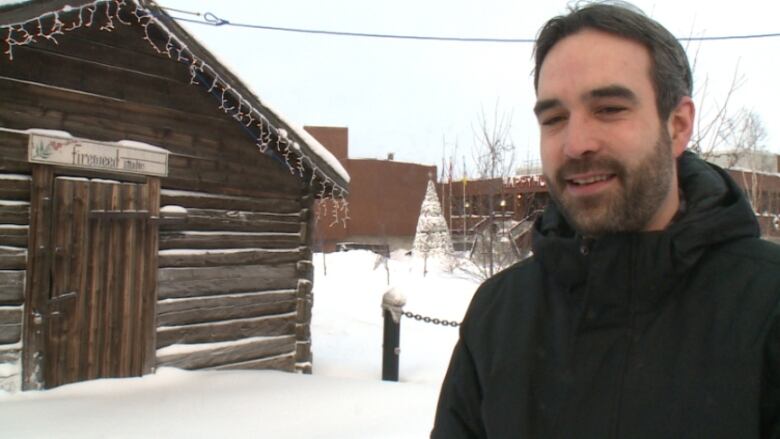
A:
0;250;480;438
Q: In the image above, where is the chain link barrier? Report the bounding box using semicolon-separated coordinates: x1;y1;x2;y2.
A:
402;311;460;327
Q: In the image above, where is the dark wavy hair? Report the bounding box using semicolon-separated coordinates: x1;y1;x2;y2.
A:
533;2;692;120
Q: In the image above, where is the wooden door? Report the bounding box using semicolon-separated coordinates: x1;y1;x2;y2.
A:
26;172;160;389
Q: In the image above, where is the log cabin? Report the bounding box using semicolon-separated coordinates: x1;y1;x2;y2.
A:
0;0;349;391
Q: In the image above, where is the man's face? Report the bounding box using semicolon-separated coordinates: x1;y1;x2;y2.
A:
534;29;681;236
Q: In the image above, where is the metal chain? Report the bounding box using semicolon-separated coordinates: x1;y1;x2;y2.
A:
402;311;460;327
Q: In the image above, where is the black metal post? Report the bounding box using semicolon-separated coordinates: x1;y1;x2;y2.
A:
381;288;406;382
382;308;401;381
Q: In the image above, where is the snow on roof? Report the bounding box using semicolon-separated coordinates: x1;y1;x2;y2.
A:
22;128;73;138
266;108;350;183
8;128;170;154
115;139;169;154
0;0;29;7
160;205;187;214
0;174;30;181
140;1;349;186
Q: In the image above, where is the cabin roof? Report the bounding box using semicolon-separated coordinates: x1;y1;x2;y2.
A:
0;0;350;195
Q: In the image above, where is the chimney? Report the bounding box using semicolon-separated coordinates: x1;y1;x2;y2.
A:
387;153;394;161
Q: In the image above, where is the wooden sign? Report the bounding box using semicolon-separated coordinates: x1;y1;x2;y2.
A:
28;134;169;177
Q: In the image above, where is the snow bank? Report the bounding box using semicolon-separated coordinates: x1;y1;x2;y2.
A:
0;250;482;438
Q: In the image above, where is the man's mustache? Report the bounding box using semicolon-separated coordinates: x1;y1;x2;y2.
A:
555;156;627;183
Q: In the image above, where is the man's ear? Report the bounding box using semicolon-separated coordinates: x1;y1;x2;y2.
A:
667;96;695;158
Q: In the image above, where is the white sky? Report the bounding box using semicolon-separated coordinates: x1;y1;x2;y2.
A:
155;0;779;174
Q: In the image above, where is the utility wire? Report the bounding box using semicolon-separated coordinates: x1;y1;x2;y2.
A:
164;8;780;44
169;15;536;43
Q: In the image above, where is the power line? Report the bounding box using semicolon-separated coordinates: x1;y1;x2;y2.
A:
163;8;780;44
169;14;535;43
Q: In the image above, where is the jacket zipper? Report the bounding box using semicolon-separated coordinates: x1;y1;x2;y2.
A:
612;235;637;438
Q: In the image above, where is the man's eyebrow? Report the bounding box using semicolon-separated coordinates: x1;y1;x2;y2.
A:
586;85;638;103
533;99;561;117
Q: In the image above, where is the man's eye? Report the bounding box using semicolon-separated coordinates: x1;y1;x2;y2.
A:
597;106;626;115
541;115;566;126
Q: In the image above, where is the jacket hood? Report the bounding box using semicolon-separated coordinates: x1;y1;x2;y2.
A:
531;151;760;297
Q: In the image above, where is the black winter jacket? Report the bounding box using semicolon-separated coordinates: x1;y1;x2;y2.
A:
432;152;780;438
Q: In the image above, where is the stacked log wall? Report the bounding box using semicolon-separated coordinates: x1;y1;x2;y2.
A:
156;189;313;372
0;15;316;377
0;171;31;392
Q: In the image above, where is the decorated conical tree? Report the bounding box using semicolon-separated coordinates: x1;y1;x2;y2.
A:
413;179;454;259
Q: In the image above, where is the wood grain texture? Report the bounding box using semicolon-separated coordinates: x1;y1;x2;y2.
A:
0;306;22;343
157;264;298;299
0;248;26;270
156;313;297;348
22;165;54;389
157;290;297;326
0;270;25;304
158;248;305;268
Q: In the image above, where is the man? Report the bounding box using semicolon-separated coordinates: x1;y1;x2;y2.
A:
431;3;779;438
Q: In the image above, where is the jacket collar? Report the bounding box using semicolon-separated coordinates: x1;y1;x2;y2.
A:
531;151;759;310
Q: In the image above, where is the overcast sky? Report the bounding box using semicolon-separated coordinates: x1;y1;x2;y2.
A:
157;0;780;175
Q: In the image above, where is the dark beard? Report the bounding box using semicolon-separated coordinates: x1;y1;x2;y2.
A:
545;128;675;236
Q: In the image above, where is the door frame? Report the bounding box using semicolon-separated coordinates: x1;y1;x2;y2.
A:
22;165;160;390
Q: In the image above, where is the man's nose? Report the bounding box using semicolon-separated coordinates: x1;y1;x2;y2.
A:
562;115;600;159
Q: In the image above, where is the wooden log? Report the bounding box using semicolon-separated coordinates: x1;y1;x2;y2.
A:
157;264;298;299
0;203;29;225
0;175;31;200
209;352;296;372
160;208;302;233
5;45;217;118
296;298;313;323
0;157;31;174
0;306;22;344
158;263;298;283
160;189;302;214
296;260;314;280
157;290;297;326
158;248;305;268
295;323;311;340
0;133;28;165
0;247;26;270
156;312;297;348
0;84;293;178
0;84;306;200
161;177;300;205
28;28;184;82
297;279;313;296
60;10;183;58
158;231;301;250
0;79;224;150
0;225;28;247
295;341;312;364
0;345;20;363
166;161;301;198
0;270;25;304
156;335;296;370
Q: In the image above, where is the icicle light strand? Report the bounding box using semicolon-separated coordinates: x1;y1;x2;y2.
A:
0;0;348;224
